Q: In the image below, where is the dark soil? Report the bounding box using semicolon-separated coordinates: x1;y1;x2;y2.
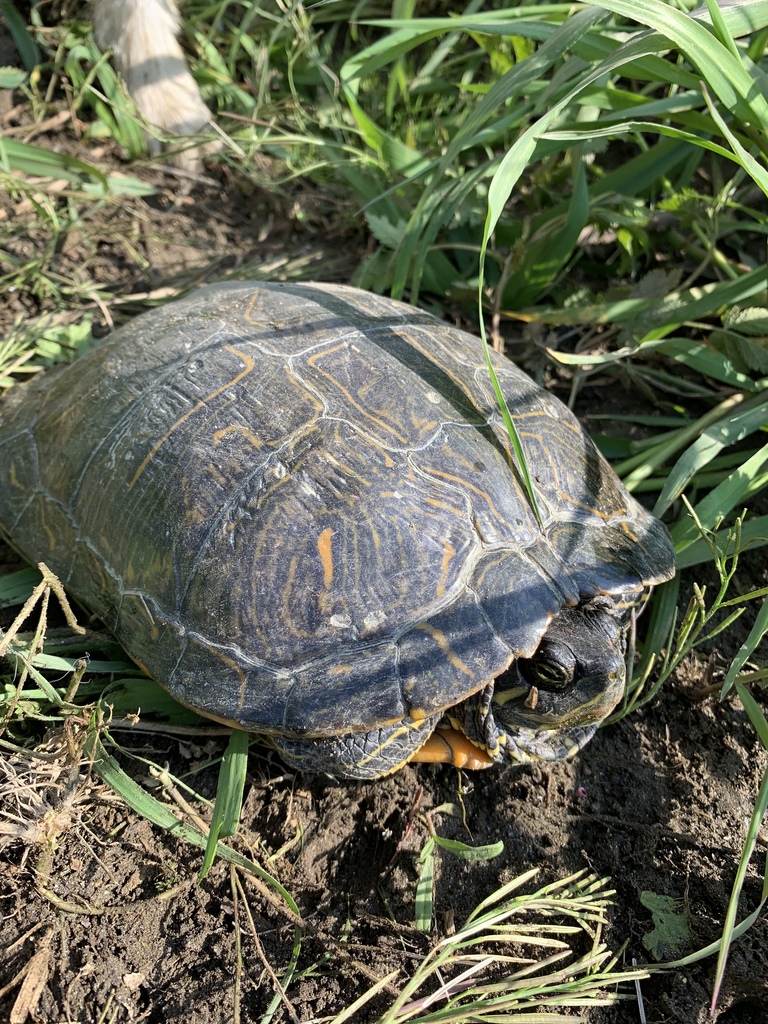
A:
1;32;767;1024
1;655;766;1024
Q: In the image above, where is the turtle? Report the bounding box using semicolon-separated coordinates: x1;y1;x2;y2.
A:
0;281;676;779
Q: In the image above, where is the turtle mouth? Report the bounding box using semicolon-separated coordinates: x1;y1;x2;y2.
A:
492;671;625;747
492;681;576;728
504;722;600;763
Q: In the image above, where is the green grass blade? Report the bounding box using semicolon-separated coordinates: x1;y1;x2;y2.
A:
0;138;154;196
654;396;768;515
671;442;768;550
701;81;768;196
415;836;436;932
501;148;589;307
0;568;43;606
87;731;299;913
591;0;768;124
704;0;742;59
615;576;680;719
473;14;615;524
0;138;108;184
200;728;250;879
709;703;768;1013
433;836;505;861
675;516;768;568
617;395;743;489
720;595;768;696
648;337;761;388
0;0;40;69
736;681;768;750
396;5;606;299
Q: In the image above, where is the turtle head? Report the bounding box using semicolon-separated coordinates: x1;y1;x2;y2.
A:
491;595;628;760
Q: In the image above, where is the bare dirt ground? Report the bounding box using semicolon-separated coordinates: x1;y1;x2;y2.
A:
1;45;767;1024
1;626;766;1024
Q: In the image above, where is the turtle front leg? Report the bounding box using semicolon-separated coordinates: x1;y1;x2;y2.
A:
411;729;495;770
271;714;440;780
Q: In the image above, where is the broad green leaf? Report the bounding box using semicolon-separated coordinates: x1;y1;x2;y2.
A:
434;836;505;861
641;891;693;959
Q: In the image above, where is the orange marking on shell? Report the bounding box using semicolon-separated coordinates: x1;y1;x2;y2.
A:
328;663;354;676
620;520;639;541
36;498;56;551
196;650;248;712
317;527;334;589
410;412;438;433
204;463;228;488
325;453;372;490
436;540;456;598
424;497;466;517
130;345;255;488
364;437;395;468
307;343;411;445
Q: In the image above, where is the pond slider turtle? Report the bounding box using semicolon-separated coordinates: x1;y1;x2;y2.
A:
0;282;675;778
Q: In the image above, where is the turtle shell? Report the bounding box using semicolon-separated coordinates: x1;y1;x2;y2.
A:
0;282;675;740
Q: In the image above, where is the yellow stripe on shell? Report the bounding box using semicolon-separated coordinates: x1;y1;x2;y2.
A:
130;345;255;488
416;623;475;678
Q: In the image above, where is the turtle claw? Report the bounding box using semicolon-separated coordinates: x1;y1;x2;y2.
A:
412;729;495;770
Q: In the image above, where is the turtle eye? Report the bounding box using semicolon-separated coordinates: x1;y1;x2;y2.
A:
524;638;577;696
519;642;576;692
526;659;573;690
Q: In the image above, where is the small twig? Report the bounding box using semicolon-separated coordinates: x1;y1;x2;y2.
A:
155;772;212;835
7;926;54;1024
0;563;84;661
234;867;301;1024
633;957;647;1024
230;866;243;1024
2;922;50;959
